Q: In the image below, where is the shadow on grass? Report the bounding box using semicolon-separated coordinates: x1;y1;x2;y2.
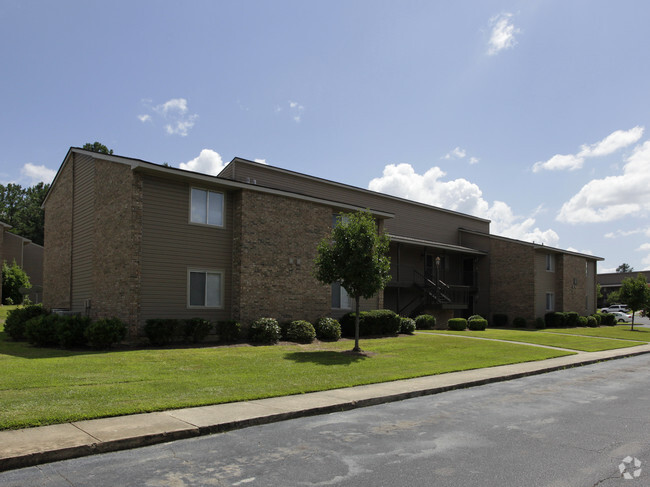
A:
284;350;370;366
0;332;110;359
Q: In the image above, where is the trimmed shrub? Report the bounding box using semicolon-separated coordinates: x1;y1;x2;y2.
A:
278;321;292;340
545;312;565;328
467;315;488;331
564;312;579;328
492;314;508;328
315;317;341;341
448;318;467;331
25;314;61;347
513;317;527;328
592;314;602;326
340;310;401;337
216;320;241;342
85;318;127;349
577;316;588;327
144;319;180;345
285;320;316;344
601;313;616;326
250;317;281;344
586;316;598;328
534;317;546;329
57;315;92;348
399;317;416;334
184;318;212;343
4;304;48;341
414;314;436;330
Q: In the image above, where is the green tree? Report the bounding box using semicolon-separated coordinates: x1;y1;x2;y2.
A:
0;182;49;245
617;273;650;331
2;260;31;305
314;210;391;352
616;263;634;273
82;141;113;154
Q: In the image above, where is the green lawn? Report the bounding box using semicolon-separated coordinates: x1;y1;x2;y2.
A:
0;305;17;325
421;328;646;351
0;332;573;430
544;325;650;342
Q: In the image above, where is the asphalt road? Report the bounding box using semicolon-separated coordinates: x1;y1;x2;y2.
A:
2;354;650;487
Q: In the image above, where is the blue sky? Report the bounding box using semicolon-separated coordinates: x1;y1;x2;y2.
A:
2;0;650;272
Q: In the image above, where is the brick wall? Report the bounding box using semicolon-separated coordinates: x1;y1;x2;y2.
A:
489;238;536;322
43;157;74;310
558;254;589;315
91;160;142;334
232;189;332;325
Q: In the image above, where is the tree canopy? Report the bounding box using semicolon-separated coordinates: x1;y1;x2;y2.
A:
2;260;31;305
82;141;113;154
314;210;391;352
615;273;650;331
0;182;49;245
616;263;634;273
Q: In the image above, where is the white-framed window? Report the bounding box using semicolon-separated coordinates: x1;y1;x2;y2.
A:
332;282;350;309
545;254;555;272
190;188;224;227
188;269;223;308
545;292;555;312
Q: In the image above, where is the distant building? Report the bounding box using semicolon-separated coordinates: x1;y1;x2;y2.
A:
43;148;602;337
597;271;650;308
0;222;44;303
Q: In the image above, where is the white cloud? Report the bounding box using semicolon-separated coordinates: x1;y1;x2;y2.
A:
368;163;559;246
557;140;650;223
533;126;644;173
444;147;466;159
139;98;198;136
487;13;520;56
605;228;650;239
21;163;56;185
288;100;304;123
179;149;225;176
469;157;480;165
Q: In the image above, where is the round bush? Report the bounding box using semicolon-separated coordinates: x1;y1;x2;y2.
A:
414;314;436;330
144;319;179;345
467;316;487;331
577;316;588;327
250;317;281;344
399;317;416;334
564;312;579;328
601;313;616;326
592;314;602;326
285;320;316;344
534;317;546;329
85;318;127;349
513;317;527;328
4;304;47;341
315;317;341;341
492;314;508;328
216;320;241;342
184;318;212;343
448;318;467;331
57;315;92;348
25;314;60;347
586;316;598;328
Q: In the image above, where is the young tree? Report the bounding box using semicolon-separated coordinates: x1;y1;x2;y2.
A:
616;263;634;273
314;210;391;352
2;260;31;305
617;273;650;331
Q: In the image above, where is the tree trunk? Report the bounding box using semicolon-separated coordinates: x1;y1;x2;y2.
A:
353;296;361;352
631;311;635;331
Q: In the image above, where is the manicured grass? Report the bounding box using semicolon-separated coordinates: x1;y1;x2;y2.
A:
544;325;650;342
0;305;18;326
0;333;573;430
421;328;646;351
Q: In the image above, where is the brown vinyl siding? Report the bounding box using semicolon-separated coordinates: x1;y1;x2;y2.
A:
221;161;489;244
535;251;557;318
2;233;24;265
140;175;233;327
71;154;95;313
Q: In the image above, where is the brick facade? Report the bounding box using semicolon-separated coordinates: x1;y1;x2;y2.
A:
43;157;74;310
557;254;589;315
232;189;332;325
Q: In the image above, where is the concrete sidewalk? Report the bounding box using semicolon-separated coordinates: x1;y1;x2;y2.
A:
2;344;650;472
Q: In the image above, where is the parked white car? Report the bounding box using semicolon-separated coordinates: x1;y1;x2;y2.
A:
601;304;630;313
610;311;633;323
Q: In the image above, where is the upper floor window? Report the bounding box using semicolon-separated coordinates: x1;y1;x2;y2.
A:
545;254;555;272
191;188;224;227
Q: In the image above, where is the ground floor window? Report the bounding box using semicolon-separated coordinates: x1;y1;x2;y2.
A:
188;269;223;308
546;292;555;312
332;282;350;309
